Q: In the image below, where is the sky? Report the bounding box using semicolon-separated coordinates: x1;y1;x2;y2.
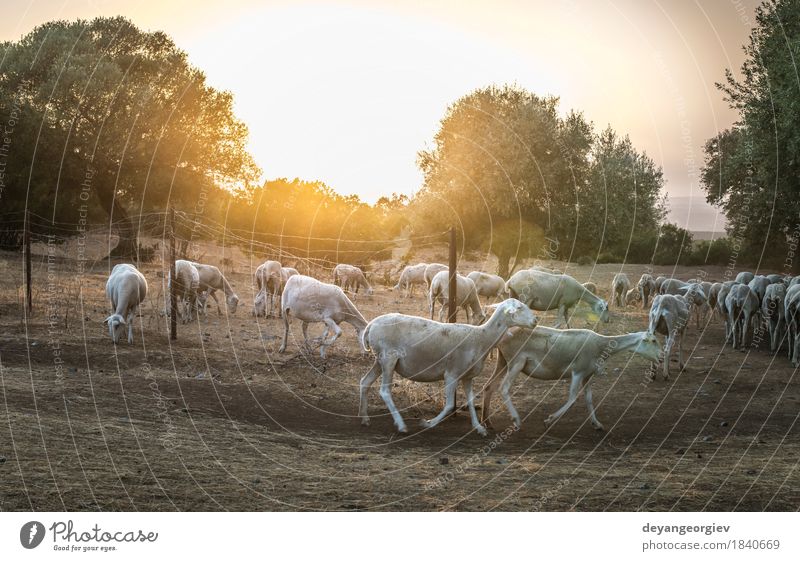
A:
1;0;761;231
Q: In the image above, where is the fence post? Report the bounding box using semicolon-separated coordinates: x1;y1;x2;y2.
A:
448;227;457;323
25;209;32;314
169;208;177;341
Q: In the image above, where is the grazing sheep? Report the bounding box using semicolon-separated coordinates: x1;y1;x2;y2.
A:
611;273;631;307
192;262;239;316
467;271;507;304
660;278;690;296
763;283;787;352
717;281;738;338
683;283;708;329
255;260;283;317
766;273;785;285
429;270;486;325
105;264;148;344
748;275;771;304
168;259;200;323
735;271;755;285
647;294;689;379
625;287;641;306
360;299;538;435
333;264;373;296
506;269;609;328
424;263;449;287
393;263;428;298
278;275;368;359
785;284;800;365
480;327;661;431
708;282;723;319
654;276;667;293
637;274;657;308
726;284;760;350
582;281;597;294
788;276;800;287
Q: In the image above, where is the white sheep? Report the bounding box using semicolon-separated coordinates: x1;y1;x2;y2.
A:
466;271;507;305
506;269;609;328
748;275;771;304
105;264;148;344
735;271;755;285
647;294;689;379
726;283;760;350
611;273;631;307
659;278;690;295
393;263;428;298
167;259;199;323
359;299;538;435
278;274;368;359
423;263;449;287
637;273;657;308
192;262;239;316
784;284;800;365
654;275;667;293
763;282;787;352
429;270;485;325
717;281;738;338
254;260;283;317
480;326;661;431
333;263;373;296
254;266;299;317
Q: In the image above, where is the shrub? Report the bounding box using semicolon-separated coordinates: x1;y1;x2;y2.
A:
576;255;594;266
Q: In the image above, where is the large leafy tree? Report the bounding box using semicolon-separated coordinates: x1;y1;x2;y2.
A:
0;17;259;256
701;0;800;264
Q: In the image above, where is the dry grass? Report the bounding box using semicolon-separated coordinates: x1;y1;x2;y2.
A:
1;245;799;511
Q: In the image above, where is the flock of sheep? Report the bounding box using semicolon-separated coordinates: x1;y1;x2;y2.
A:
102;259;800;438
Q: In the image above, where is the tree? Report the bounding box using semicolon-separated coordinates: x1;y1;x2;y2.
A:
701;0;800;263
0;17;259;257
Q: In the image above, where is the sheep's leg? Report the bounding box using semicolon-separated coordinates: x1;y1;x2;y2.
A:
319;319;342;359
301;321;313;349
421;374;458;430
127;309;135;344
438;300;447;322
662;334;674;380
544;372;582;427
377;356;406;432
359;362;380;426
480;354;507;427
429;294;435;320
678;330;685;370
461;378;487;436
582;378;603;431
555;304;568;328
499;360;527;429
278;311;291;353
210;290;222;316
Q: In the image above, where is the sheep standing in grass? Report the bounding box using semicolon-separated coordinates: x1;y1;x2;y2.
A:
784;284;800;365
429;270;485;324
255;260;283;317
637;273;657;308
717;281;738;338
333;264;373;296
168;259;199;323
506;269;609;328
726;284;760;350
278;275;368;359
611;273;631;307
193;262;239;316
467;271;507;305
763;283;787;352
647;294;689;379
105;264;148;344
393;263;428;298
480;326;660;431
360;299;537;435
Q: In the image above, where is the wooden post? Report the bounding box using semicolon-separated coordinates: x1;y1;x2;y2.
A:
448;226;457;323
169;208;177;341
25;209;32;314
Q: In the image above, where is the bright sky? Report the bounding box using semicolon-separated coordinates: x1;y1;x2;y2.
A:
1;0;760;231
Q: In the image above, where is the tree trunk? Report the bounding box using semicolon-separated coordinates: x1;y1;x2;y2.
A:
95;180;138;260
496;251;511;279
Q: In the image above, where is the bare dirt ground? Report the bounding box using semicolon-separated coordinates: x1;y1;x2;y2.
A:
1;248;799;511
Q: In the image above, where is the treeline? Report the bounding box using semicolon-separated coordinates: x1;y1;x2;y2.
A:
5;13;788;274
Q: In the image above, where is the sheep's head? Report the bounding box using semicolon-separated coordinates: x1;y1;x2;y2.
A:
498;299;537;329
636;332;662;362
104;314;126;343
594;300;610;323
227;294;240;314
253;291;266;317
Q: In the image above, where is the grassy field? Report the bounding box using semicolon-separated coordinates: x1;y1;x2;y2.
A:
1;245;798;511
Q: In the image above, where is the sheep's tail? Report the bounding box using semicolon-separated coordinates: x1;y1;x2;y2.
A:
361;321;372;353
